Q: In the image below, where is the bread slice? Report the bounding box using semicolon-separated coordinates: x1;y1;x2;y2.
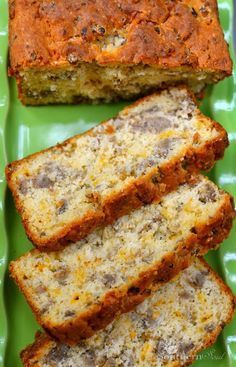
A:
10;175;234;344
6;87;228;250
21;259;235;367
9;0;232;105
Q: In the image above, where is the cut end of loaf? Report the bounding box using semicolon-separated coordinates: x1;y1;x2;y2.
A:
15;66;226;105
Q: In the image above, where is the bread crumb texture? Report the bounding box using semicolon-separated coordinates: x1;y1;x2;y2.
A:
9;0;232;104
21;259;235;367
10;175;233;338
6;87;228;248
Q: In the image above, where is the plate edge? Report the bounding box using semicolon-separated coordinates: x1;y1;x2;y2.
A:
0;0;9;366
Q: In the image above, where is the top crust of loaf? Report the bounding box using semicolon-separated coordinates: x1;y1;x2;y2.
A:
9;0;231;75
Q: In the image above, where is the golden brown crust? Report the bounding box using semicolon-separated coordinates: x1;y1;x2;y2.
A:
21;332;51;367
20;258;236;366
5;87;229;251
9;0;232;75
10;194;234;344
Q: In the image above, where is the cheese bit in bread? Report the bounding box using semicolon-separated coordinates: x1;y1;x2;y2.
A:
21;259;235;367
6;87;228;250
10;175;234;344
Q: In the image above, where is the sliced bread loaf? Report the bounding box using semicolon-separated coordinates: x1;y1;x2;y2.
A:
21;259;235;367
10;175;234;344
6;87;228;250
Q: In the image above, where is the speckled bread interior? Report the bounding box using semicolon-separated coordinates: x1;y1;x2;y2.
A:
20;259;235;367
10;175;234;344
9;0;232;104
6;87;228;250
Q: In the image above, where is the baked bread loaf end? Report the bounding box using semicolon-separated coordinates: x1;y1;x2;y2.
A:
9;0;232;105
21;259;235;367
10;175;234;344
6;87;228;250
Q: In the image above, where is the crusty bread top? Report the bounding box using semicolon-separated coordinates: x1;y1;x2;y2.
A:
9;0;231;75
6;87;228;248
20;259;235;367
10;175;234;329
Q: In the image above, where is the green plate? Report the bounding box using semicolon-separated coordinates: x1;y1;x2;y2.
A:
0;1;235;365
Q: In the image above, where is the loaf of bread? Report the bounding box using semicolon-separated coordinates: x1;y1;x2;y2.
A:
9;0;232;105
6;87;228;250
21;259;235;367
10;175;234;344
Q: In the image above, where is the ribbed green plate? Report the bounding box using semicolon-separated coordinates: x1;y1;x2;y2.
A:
0;1;235;365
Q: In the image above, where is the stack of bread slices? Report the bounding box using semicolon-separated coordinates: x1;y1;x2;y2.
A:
6;87;235;366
